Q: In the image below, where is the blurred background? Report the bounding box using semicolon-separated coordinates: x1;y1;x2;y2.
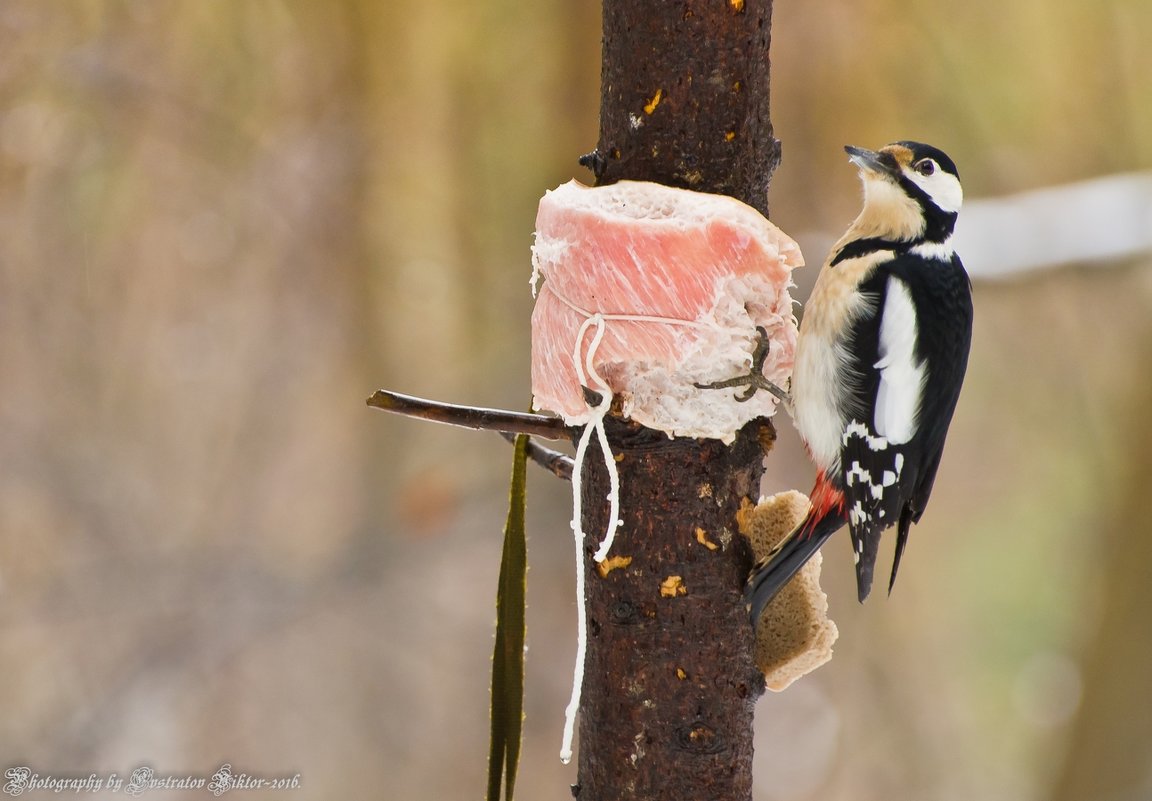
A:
1;2;1150;799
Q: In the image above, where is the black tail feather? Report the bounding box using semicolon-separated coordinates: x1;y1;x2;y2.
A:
853;526;883;603
745;511;847;627
887;506;915;595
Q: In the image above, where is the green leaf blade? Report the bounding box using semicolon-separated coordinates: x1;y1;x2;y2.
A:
487;434;529;801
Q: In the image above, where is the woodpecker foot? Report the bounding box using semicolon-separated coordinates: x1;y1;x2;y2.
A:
694;326;791;404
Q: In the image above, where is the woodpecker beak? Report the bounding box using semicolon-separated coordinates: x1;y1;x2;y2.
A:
845;145;899;179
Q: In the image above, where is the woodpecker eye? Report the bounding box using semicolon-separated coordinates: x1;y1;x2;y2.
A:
914;159;936;176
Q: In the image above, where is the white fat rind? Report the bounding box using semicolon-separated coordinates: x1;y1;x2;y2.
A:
611;273;795;442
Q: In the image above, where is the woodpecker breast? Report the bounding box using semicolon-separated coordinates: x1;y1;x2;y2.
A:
791;248;888;473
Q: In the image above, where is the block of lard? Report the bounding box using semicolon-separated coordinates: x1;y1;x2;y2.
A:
530;179;803;443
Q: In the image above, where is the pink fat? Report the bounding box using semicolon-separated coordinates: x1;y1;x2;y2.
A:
530;179;803;441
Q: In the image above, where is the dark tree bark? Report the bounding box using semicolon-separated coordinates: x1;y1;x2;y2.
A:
586;0;779;217
573;3;780;799
576;419;771;801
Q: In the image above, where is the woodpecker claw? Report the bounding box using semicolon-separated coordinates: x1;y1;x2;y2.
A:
694;326;792;404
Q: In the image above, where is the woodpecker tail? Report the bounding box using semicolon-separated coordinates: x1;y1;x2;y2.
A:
745;506;847;628
885;503;917;596
854;504;913;603
852;526;881;604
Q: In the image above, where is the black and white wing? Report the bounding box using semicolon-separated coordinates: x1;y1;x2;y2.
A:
839;253;973;601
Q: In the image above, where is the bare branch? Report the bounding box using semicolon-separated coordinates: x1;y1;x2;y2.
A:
500;433;574;480
366;390;571;440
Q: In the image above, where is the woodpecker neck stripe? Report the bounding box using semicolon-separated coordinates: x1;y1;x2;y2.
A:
830;228;958;267
830;238;904;266
895;175;958;243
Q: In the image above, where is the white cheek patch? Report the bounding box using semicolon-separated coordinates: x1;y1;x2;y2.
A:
908;170;963;214
873;276;926;444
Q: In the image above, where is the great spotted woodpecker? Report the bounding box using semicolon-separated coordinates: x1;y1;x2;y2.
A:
747;141;973;624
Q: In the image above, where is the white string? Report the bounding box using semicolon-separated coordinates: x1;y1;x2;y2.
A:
570;314;623;562
550;283;717;765
543;279;713;334
560;314;612;764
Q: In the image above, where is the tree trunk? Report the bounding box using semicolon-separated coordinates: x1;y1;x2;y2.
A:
588;0;779;217
574;2;779;799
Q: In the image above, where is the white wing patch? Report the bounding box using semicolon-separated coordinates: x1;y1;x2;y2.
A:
873;276;925;444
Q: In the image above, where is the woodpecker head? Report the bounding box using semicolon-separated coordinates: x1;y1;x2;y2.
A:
844;141;962;244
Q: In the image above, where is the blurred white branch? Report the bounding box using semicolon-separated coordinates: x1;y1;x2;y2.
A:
955;172;1152;281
